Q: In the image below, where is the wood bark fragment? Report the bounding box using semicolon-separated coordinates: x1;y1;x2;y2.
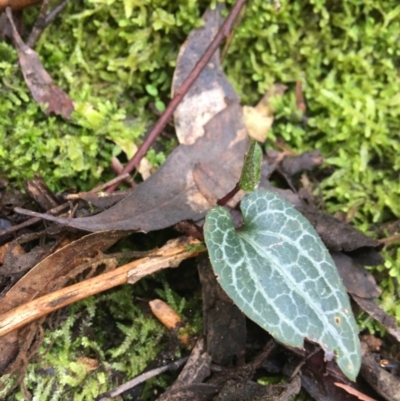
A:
0;237;204;337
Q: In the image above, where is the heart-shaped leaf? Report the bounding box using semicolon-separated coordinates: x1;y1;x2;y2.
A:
204;190;361;380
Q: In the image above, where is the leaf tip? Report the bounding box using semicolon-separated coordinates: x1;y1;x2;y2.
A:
335;347;361;381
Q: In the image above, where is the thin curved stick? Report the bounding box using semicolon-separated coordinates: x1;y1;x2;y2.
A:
106;0;248;192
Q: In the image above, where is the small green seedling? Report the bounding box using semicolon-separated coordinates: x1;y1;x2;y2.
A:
204;143;361;380
239;139;263;192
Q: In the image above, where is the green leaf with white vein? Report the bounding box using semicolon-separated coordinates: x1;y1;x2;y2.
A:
204;190;361;380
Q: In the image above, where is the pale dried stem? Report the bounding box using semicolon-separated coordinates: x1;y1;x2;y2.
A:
0;237;205;337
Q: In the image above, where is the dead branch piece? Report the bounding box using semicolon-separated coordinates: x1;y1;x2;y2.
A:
149;299;183;330
379;233;400;248
26;0;49;46
360;342;399;401
0;237;205;337
334;383;378;401
220;4;246;61
96;357;188;401
27;0;70;47
106;0;248;192
110;157;136;188
64;174;132;200
90;173;132;192
149;299;190;344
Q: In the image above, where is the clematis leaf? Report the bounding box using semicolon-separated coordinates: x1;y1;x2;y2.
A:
204;189;361;380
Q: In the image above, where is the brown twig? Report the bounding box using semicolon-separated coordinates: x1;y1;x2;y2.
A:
106;0;248;193
90;172;132;192
379;233;400;248
110;157;136;188
96;357;189;401
26;0;49;47
220;4;247;62
27;0;70;47
217;184;240;207
0;237;204;337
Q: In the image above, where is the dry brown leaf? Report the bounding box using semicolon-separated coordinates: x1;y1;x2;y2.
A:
16;102;249;232
0;231;128;315
6;7;74;119
242;105;274;143
14;5;250;233
172;5;239;145
243;84;287;142
279;150;324;177
0;231;128;375
353;295;400;342
331;252;381;299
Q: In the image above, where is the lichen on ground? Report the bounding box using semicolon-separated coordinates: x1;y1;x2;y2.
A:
1;0;400;398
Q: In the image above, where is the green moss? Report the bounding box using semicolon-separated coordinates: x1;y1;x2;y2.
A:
0;0;206;191
221;0;400;326
4;0;398;227
0;277;202;401
225;0;400;222
0;286;162;400
2;0;400;393
3;1;399;218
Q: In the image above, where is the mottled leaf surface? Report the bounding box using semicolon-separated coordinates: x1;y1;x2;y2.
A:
239;139;262;192
204;190;361;380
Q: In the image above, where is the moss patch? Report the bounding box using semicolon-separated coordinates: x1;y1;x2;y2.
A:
221;0;400;325
0;0;207;191
1;0;400;396
0;276;202;400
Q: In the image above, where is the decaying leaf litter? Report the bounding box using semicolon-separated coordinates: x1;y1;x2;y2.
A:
0;3;399;401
